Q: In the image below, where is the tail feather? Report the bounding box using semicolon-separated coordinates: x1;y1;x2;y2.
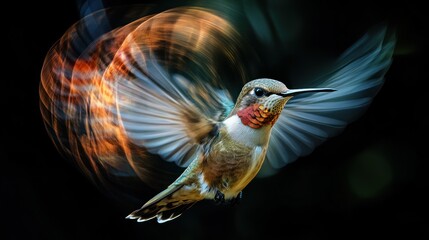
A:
126;185;199;223
155;202;196;223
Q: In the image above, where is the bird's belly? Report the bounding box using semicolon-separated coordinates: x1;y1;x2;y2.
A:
201;144;266;199
222;169;259;199
223;150;265;198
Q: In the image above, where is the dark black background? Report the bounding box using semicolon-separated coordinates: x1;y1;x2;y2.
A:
3;0;426;239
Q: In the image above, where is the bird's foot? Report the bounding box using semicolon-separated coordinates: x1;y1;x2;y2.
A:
214;190;225;205
213;191;242;206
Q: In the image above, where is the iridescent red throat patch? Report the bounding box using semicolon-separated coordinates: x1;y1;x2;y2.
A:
237;104;279;129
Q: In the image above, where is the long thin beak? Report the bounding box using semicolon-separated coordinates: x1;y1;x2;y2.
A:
278;88;336;97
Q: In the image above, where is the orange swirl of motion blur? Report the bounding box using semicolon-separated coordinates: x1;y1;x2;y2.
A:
39;7;247;193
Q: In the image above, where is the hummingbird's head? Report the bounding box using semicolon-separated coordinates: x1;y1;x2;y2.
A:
236;79;290;115
233;78;335;129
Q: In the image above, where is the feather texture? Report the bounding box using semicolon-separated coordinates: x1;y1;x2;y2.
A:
260;28;395;176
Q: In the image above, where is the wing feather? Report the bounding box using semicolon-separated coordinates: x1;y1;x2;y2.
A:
40;7;242;191
261;27;395;177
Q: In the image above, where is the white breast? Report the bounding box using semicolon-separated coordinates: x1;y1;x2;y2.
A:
223;115;271;148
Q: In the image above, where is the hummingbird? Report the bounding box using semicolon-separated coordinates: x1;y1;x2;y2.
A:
121;30;394;223
122;31;394;222
39;7;395;224
125;79;335;223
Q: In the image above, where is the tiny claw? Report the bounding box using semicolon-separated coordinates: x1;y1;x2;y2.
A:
214;190;225;205
213;191;243;206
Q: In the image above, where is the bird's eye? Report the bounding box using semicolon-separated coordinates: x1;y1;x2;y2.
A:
254;88;265;97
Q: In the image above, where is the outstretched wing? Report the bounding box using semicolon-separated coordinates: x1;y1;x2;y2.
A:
107;7;243;167
40;7;245;190
113;58;233;166
261;27;395;176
